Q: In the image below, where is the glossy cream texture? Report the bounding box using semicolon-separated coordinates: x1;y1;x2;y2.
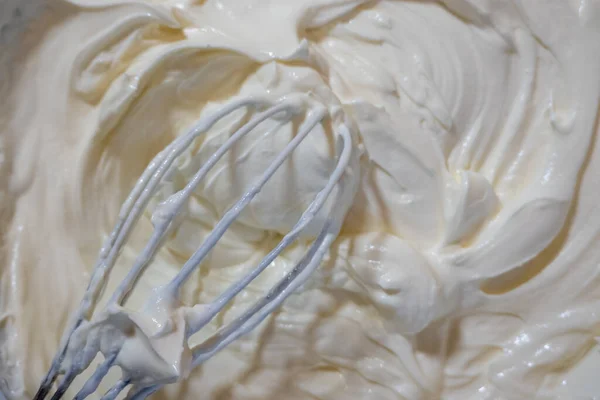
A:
2;0;600;398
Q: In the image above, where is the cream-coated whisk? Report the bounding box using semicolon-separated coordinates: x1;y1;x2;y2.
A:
34;94;359;399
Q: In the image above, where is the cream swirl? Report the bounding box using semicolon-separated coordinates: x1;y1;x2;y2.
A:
1;0;600;399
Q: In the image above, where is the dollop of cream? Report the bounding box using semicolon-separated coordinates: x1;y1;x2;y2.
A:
2;0;600;399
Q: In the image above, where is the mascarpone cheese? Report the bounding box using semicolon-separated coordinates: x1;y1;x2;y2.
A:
1;0;600;398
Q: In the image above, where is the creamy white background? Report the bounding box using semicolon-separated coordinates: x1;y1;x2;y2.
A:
2;0;600;399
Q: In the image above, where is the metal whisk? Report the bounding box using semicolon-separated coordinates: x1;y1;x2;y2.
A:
34;94;359;400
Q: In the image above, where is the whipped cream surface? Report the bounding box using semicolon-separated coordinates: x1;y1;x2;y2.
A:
2;0;600;399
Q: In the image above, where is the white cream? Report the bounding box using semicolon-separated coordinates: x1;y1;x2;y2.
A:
2;0;600;398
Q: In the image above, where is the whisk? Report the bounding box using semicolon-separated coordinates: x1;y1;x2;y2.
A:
34;94;359;400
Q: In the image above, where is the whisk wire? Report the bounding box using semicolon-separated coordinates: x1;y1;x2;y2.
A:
34;98;260;400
